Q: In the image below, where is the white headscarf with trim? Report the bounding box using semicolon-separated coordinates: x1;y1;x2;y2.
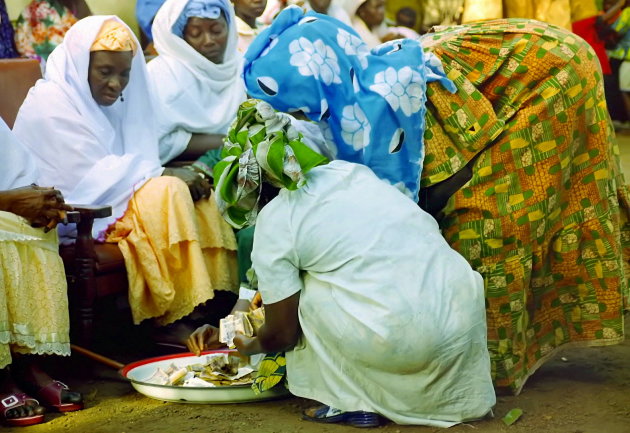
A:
13;15;164;238
148;0;246;163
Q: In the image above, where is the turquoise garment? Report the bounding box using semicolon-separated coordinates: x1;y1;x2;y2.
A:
242;6;455;200
192;148;223;178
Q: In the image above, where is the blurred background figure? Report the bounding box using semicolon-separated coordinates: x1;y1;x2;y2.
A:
395;6;417;28
14;0;90;64
600;0;630;127
304;0;351;25
135;0;166;49
233;0;267;52
0;0;18;58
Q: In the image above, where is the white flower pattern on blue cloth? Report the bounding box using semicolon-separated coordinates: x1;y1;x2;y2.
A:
336;28;369;70
341;104;371;150
370;67;424;117
289;37;341;85
242;7;456;200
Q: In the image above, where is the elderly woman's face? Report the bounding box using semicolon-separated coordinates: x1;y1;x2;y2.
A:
357;0;385;28
88;50;133;106
184;16;229;64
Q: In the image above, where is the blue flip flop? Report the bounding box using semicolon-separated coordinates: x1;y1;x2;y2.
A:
302;405;381;428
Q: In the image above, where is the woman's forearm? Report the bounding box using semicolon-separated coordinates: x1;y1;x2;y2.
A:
172;133;225;161
256;321;300;353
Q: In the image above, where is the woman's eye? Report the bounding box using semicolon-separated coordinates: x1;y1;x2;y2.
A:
99;68;110;76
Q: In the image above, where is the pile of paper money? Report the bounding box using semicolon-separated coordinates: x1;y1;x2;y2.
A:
219;308;265;348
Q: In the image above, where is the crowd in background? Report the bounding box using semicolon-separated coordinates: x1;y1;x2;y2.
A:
2;1;630;126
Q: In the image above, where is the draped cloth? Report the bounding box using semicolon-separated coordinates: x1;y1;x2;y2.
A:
14;15;164;238
0;118;38;191
243;6;455;200
0;212;71;368
148;0;246;163
106;176;239;325
0;120;69;368
13;15;239;325
420;18;630;393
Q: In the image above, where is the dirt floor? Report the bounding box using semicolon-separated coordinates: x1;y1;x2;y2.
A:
8;135;630;433
8;314;627;433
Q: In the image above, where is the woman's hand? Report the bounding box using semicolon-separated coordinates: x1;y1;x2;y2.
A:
162;167;212;201
0;185;73;231
233;333;262;356
186;324;224;356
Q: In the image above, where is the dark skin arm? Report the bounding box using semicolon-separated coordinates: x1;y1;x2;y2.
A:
0;185;73;232
186;292;263;356
233;292;301;356
171;133;225;162
162;167;212;201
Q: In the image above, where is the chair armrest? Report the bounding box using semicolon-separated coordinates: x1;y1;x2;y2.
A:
65;204;113;257
70;204;113;220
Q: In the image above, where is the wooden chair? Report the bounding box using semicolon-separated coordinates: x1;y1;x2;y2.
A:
0;58;128;347
0;59;41;128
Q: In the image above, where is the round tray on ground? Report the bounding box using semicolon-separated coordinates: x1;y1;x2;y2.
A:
121;350;289;404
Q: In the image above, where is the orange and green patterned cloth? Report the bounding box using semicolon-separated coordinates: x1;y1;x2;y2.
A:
421;18;630;394
15;0;78;62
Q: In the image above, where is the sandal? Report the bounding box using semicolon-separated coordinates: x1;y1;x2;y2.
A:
302;405;381;428
1;393;45;427
36;381;83;412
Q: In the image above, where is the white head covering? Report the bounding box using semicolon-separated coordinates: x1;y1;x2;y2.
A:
13;16;164;238
148;0;246;163
0;117;38;190
336;0;384;48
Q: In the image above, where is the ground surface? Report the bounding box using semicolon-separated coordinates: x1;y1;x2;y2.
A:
7;135;630;433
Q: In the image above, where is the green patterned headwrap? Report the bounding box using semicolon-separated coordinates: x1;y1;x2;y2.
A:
214;99;329;229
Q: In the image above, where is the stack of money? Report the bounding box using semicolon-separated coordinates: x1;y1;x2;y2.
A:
219;312;254;348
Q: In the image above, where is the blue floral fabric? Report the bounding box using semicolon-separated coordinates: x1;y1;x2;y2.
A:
172;0;228;38
242;6;455;199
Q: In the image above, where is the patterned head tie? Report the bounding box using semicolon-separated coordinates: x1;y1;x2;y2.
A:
242;6;456;200
214;99;329;228
90;19;137;54
171;0;230;38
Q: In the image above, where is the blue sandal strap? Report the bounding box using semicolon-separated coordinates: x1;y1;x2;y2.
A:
345;411;381;428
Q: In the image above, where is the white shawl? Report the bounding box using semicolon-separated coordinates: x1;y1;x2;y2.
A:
0;118;38;190
148;0;246;163
13;16;164;237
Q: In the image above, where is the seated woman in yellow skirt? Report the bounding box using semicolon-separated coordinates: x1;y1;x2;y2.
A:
241;9;630;394
13;16;239;332
0;119;82;427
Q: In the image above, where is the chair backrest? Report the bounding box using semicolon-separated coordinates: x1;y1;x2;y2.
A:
0;58;41;129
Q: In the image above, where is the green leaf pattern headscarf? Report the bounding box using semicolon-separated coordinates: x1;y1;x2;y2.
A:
214;99;329;228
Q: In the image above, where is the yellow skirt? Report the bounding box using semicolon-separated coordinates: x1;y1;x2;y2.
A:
0;211;70;369
106;176;239;325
